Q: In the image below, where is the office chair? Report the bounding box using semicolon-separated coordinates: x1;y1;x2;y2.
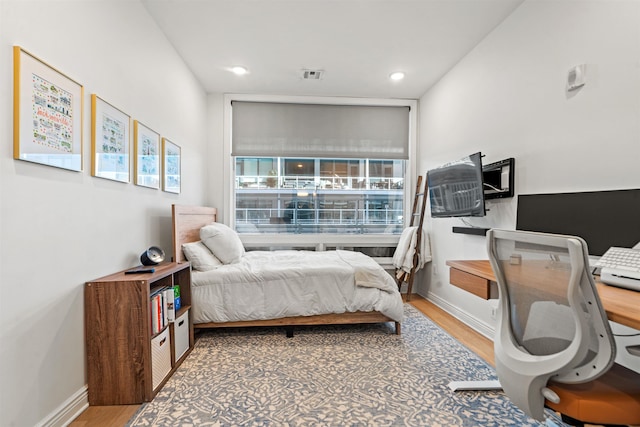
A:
487;229;640;426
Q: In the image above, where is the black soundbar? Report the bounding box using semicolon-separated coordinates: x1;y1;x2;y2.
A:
452;226;490;236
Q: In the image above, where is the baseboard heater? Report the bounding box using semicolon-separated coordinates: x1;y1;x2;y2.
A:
452;226;490;236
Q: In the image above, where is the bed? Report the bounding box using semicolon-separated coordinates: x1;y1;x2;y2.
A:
172;204;403;334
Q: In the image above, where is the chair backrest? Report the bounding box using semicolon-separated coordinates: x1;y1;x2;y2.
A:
487;229;615;420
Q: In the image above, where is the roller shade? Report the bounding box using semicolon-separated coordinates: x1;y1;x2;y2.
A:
231;101;410;159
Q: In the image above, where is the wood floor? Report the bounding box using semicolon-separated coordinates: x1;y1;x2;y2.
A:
70;295;494;427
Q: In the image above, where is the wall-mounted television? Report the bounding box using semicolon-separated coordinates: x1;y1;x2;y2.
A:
427;152;486;218
483;157;514;200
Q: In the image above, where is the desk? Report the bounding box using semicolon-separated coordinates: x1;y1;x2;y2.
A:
446;260;640;330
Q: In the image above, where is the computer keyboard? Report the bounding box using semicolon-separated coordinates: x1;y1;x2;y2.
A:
595;247;640;291
595;247;640;273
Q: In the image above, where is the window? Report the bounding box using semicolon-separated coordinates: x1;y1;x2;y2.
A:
284;159;314;177
235;157;277;189
235;157;405;234
226;96;416;240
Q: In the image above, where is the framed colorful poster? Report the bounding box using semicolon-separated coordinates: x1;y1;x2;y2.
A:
91;95;131;183
162;138;181;194
133;120;160;189
13;46;84;171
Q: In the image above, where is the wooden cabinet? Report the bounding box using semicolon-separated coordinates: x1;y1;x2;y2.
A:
85;262;193;405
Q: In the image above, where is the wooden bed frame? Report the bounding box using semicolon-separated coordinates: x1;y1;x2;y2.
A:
172;204;401;335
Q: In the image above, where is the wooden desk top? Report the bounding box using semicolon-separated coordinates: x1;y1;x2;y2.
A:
447;260;495;281
446;259;640;331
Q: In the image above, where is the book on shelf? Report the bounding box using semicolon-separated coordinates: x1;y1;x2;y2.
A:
163;288;175;322
150;294;161;334
162;291;168;326
149;286;181;334
173;285;181;312
150;287;167;334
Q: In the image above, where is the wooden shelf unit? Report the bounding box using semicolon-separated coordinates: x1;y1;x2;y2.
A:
85;262;193;405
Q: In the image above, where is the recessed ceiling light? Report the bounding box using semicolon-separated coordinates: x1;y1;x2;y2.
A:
231;66;248;76
389;71;405;81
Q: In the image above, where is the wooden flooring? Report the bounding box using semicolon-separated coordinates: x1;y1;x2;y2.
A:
68;404;139;427
407;295;494;366
69;295;494;427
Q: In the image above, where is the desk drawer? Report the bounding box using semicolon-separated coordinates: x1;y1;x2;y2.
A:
450;268;490;299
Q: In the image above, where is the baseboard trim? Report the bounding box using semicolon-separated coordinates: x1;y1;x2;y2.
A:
37;386;88;427
424;292;496;340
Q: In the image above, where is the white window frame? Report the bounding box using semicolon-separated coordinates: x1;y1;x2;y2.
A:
223;93;418;256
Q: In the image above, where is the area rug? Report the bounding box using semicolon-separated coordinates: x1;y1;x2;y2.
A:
127;305;560;426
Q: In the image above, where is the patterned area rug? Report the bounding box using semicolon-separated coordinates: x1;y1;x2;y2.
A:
128;305;560;426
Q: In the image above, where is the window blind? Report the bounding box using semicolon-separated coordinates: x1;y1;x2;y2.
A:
231;101;410;160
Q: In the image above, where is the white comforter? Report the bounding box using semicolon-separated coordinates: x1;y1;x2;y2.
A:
190;250;404;324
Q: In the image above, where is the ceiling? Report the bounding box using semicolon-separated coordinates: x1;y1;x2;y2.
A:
142;0;524;99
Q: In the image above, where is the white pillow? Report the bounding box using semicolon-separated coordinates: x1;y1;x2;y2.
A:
181;241;223;271
200;223;245;264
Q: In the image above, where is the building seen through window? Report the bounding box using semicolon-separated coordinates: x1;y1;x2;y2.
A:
235;157;405;234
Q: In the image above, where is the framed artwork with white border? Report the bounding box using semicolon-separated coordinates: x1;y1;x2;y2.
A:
91;94;131;183
133;120;160;189
13;46;84;171
162;138;181;193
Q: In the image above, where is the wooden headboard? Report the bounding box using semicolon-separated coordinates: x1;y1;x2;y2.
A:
172;204;218;263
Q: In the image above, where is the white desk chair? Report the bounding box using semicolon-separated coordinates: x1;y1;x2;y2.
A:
487;229;640;426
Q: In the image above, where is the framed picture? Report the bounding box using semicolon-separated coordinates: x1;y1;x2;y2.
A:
133;120;160;189
162;138;181;193
91;95;131;183
13;46;84;171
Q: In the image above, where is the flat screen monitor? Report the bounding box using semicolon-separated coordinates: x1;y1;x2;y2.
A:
516;189;640;256
427;152;485;218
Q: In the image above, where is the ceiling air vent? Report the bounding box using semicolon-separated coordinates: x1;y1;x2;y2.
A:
301;69;324;80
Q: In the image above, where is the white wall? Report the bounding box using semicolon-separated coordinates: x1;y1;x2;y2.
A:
207;93;227;223
417;0;640;360
0;1;209;425
2;0;638;424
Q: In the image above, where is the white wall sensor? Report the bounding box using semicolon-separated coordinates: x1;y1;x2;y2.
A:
567;64;586;91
